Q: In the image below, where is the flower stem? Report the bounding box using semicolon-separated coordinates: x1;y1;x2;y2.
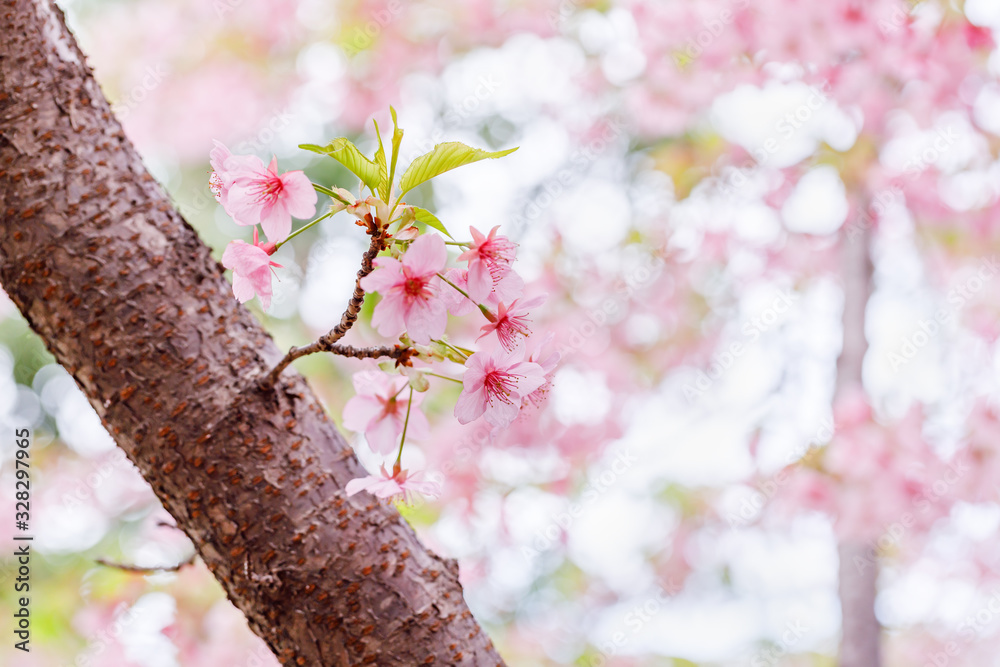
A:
435;339;470;361
424;371;463;384
276;210;334;248
395;386;414;470
313;183;350;204
436;272;493;319
437;272;470;298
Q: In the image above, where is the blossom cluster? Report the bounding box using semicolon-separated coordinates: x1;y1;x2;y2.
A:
211;115;556;504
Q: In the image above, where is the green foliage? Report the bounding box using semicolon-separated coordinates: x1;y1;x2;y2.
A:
399;142;518;196
410;206;452;238
300;139;383;193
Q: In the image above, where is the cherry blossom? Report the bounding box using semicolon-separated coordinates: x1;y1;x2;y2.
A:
458;226;518;301
345;464;441;504
220;228;281;310
342;372;429;455
455;347;546;428
221;152;317;243
478;295;546;351
360;233;448;344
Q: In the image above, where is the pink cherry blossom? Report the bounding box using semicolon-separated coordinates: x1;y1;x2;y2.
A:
478;295;546;351
360;234;448;344
221;228;281;310
455;347;546;428
221;151;317;243
345;464;441;504
342;372;429;455
458;225;518;301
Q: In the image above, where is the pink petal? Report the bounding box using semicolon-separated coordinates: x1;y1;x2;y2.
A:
454;386;488;424
370;293;408;339
402;234;447;277
258;204;293;244
342;394;383;432
366;413;402;455
345;475;380;496
279;170;319;219
507;361;547;397
484;398;520;428
369;478;405;499
466;260;492;302
230;272;256;304
403;297;447;345
360;257;404;293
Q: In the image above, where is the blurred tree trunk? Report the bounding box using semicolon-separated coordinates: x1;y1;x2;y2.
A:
0;1;503;665
835;219;880;667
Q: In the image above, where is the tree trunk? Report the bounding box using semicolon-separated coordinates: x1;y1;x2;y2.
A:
0;1;504;664
835;221;880;667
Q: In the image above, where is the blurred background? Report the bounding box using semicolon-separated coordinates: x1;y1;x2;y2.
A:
4;0;1000;664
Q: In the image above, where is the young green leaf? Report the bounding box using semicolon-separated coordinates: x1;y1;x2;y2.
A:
300;139;382;193
389;106;404;192
410;206;452;238
399;141;518;195
372;119;390;201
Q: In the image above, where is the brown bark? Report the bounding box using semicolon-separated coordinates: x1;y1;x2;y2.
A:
0;1;504;664
835;221;880;667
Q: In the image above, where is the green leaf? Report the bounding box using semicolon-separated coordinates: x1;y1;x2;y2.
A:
389;106;404;191
399;141;518;195
300;139;382;193
372;119;390;201
410;206;452;238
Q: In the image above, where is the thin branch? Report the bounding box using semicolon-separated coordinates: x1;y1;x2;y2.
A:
260;216;393;389
96;553;196;574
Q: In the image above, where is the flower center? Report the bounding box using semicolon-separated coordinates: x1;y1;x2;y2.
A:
484;369;518;406
404;276;429;298
252;175;284;204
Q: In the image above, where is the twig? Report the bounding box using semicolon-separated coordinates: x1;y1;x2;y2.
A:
260;216;393;389
96;553;196;574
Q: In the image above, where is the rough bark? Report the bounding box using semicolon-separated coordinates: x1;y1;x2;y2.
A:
835;221;880;667
0;1;504;664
